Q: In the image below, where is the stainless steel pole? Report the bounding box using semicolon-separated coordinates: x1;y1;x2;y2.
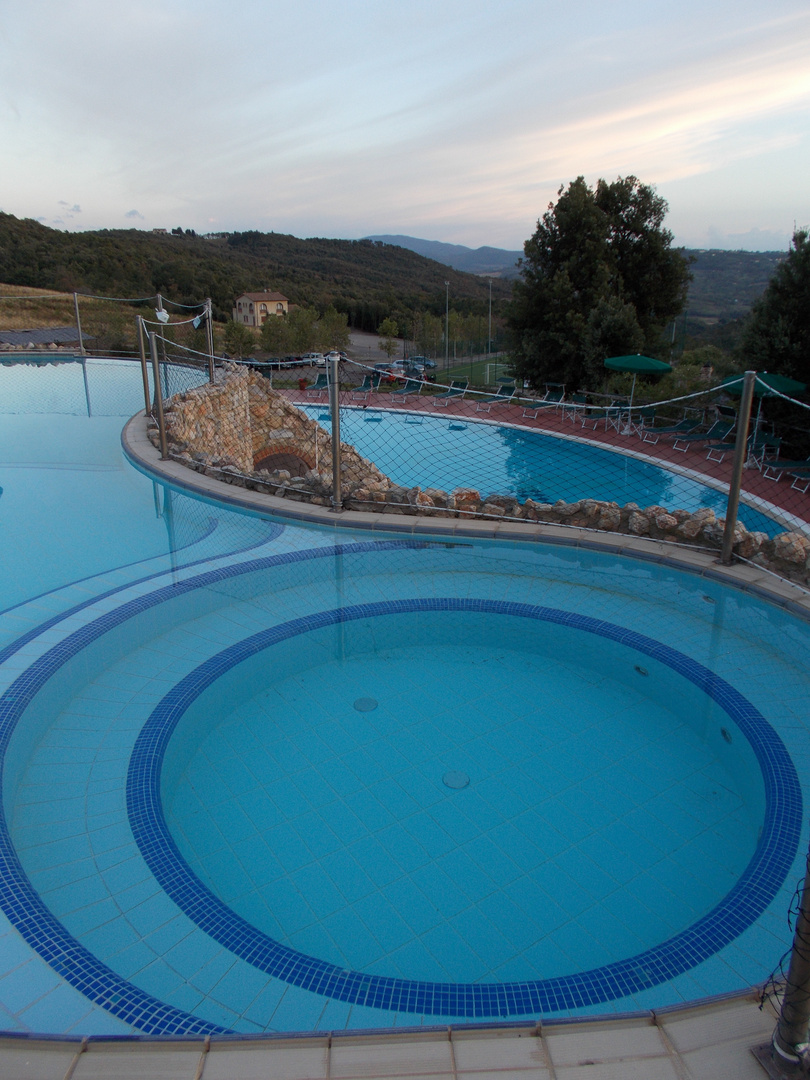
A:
137;317;151;414
773;849;810;1071
328;356;342;511
73;292;86;356
444;282;450;371
205;298;215;383
487;277;492;360
149;331;169;460
720;370;756;565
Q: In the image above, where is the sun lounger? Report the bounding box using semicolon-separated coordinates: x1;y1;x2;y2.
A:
351;372;381;399
476;383;516;412
706;431;781;467
432;379;468;406
763;457;810;482
562;393;588;423
672;413;736;453
641;417;699;445
578;400;628;431
522;384;565;417
390;377;422;402
305;372;329;396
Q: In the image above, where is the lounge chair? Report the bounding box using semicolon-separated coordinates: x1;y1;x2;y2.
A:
351;372;381;400
763;457;810;482
522;384;565;417
431;379;468;406
746;432;781;470
577;400;628;431
560;392;588;424
305;372;330;396
706;430;781;467
672;409;736;453
625;405;656;437
641;417;699;445
390;377;422;402
476;383;516;412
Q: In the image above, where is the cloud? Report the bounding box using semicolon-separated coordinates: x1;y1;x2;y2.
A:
125;209;144;220
58;201;82;214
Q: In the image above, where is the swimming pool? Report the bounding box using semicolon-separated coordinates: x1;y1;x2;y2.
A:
1;358;809;1036
302;405;786;536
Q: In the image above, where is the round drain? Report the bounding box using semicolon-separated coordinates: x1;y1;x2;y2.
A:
353;697;378;712
443;770;470;790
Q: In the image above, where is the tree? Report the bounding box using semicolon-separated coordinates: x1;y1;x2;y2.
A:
260;313;290;355
377;317;400;359
318;305;350;352
286;306;320;354
507;176;690;390
742;229;810;383
223;319;255;358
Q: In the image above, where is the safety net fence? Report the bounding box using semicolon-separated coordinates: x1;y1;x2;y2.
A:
134;351;810;590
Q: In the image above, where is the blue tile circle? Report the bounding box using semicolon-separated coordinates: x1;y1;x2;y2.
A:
0;540;423;1034
127;597;803;1019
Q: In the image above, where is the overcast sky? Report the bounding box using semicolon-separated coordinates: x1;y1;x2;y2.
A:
1;0;808;252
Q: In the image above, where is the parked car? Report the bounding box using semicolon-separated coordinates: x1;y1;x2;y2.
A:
302;352;325;366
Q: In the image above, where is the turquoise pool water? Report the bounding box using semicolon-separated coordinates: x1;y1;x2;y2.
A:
0;358;809;1037
303;404;784;536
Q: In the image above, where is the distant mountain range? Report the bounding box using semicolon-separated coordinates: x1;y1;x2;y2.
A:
365;235;523;278
366;234;787;317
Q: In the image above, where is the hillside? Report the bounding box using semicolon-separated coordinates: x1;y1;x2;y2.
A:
366;234;787;321
0;215;510;331
365;235;523;278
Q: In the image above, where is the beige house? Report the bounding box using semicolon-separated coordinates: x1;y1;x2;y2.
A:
232;291;289;326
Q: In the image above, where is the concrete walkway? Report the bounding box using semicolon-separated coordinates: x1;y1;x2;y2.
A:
0;991;782;1079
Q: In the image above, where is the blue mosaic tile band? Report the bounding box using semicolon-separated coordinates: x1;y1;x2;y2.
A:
0;540;421;1035
128;597;803;1020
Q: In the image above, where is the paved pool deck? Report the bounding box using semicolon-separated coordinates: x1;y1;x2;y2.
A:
0;990;783;1079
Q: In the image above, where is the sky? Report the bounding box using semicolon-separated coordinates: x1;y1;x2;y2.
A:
1;0;808;253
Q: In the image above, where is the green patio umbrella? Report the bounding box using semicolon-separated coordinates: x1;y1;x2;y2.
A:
720;371;806;433
603;353;672;410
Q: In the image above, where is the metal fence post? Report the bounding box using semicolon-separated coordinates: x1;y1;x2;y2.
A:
148;331;169;460
205;298;215;383
770;847;810;1073
137;317;151;415
329;356;343;511
73;292;85;356
720;369;756;565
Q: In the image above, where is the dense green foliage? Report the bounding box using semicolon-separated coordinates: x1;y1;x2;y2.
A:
742;230;810;383
258;304;350;355
376;317;400;358
0;214;505;329
507;176;691;390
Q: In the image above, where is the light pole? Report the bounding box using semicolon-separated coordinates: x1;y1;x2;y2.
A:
487;277;492;360
444;281;450;371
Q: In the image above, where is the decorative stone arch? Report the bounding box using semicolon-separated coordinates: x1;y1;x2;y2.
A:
253;441;316;477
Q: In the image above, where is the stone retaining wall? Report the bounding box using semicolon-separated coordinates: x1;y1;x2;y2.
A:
148;365;810;587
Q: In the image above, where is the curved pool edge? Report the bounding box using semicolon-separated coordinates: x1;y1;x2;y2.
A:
0;985;780;1080
121;412;810;623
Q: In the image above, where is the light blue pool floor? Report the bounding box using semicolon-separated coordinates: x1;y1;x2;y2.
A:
2;359;809;1036
2;535;809;1034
